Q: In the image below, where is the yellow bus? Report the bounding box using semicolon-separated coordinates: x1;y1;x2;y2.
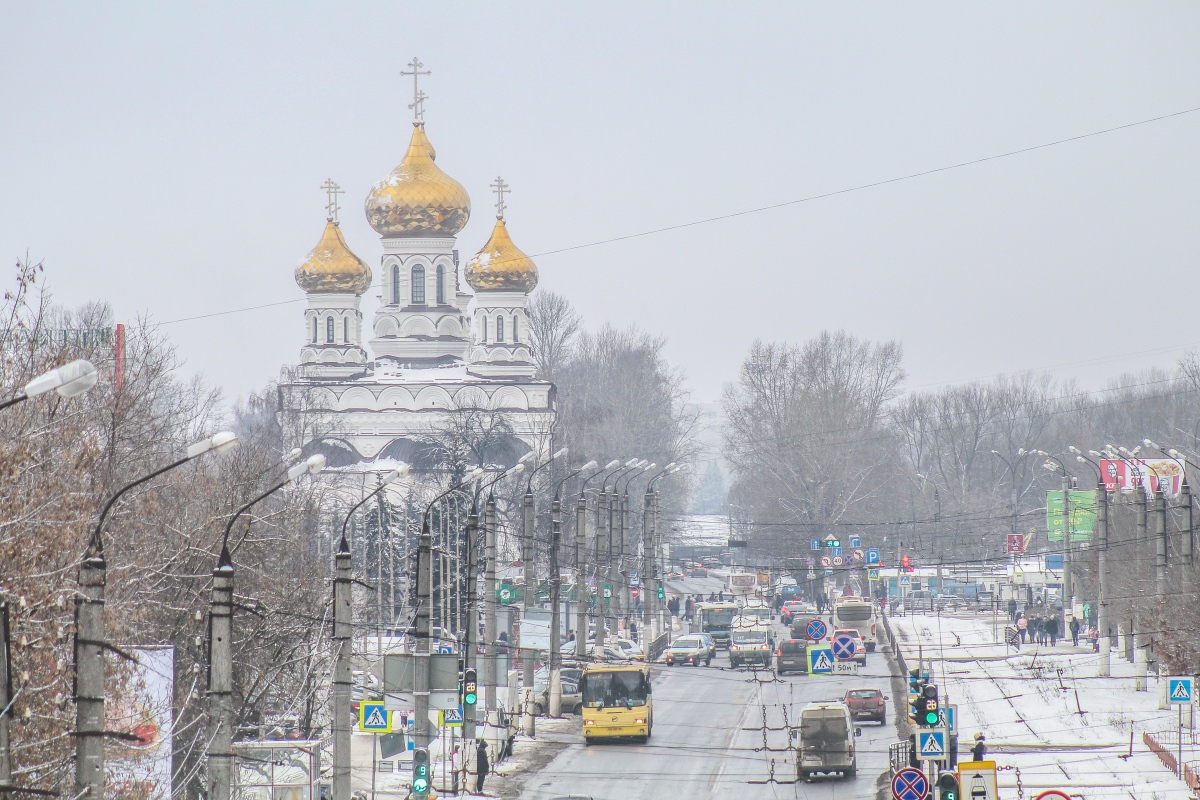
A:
580;664;653;743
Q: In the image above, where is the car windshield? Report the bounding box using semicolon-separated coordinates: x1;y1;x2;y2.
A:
732;630;767;645
780;641;804;653
673;637;701;648
581;671;650;709
848;690;879;699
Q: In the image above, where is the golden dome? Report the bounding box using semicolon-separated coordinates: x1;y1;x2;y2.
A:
365;123;470;237
295;220;372;294
465;218;539;293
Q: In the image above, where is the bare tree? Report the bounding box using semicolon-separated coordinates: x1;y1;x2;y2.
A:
527;290;581;382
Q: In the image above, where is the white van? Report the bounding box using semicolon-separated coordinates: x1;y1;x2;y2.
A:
832;597;877;652
795;702;859;780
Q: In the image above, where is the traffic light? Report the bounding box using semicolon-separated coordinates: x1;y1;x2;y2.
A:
657;584;665;600
937;772;960;800
824;536;841;548
412;748;430;798
901;555;911;572
463;668;478;707
908;734;919;768
921;684;939;726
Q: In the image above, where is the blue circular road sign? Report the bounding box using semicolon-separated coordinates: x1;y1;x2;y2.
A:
806;619;827;641
892;768;928;800
831;633;858;661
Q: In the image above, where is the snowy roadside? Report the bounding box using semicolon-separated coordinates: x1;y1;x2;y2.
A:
466;715;579;798
892;612;1195;799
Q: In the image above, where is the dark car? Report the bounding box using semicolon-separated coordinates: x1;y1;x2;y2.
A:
690;567;708;578
775;639;808;675
843;687;887;724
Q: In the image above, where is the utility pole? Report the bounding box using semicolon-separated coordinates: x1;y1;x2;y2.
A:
642;489;655;645
1097;480;1111;676
208;552;234;800
332;537;353;800
548;499;563;716
1182;481;1194;567
414;532;433;747
1134;485;1146;650
464;511;479;741
0;603;12;800
483;497;498;713
595;489;609;654
520;488;535;736
575;492;589;660
75;554;106;800
1155;487;1167;598
1061;474;1073;605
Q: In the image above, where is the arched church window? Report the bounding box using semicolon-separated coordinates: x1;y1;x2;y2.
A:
326;316;334;344
343;317;349;344
512;315;518;342
411;265;426;304
496;315;505;343
312;316;318;344
391;265;400;305
481;316;487;343
436;265;445;305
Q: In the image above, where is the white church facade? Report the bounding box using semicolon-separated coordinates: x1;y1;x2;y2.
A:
279;99;554;471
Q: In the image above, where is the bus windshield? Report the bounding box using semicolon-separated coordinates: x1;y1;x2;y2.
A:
581;670;650;709
732;629;767;645
835;604;873;622
700;608;736;631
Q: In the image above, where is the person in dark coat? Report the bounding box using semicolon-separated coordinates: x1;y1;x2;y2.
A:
1028;616;1042;646
1047;615;1060;647
1007;598;1018;624
971;733;986;761
1069;616;1081;647
475;739;489;794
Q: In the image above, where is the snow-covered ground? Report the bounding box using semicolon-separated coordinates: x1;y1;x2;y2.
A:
892;612;1196;799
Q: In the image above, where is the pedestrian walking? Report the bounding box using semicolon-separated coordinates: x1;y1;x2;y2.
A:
474;739;489;795
1028;616;1041;646
1007;598;1018;624
1047;615;1060;647
1017;614;1027;643
1069;616;1081;647
971;733;986;761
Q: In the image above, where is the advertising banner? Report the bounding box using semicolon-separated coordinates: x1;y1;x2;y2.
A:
107;646;174;800
1046;490;1097;542
1100;458;1184;496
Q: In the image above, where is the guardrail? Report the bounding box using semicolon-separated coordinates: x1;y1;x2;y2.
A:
648;631;670;662
889;740;912;776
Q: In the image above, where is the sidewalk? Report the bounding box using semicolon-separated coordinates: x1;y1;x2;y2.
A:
893;612;1196;799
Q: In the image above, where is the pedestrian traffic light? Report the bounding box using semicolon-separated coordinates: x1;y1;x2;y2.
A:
463;668;478;707
824;536;841;548
921;684;939;726
937;772;960;800
412;748;430;798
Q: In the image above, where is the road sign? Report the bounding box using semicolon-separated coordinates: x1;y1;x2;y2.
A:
849;568;859;578
957;761;997;800
1169;676;1194;703
1007;533;1026;554
899;575;911;587
631;586;640;599
1033;792;1071;800
807;645;834;674
831;633;858;661
435;643;454;654
442;707;463;727
359;702;392;733
849;536;861;548
831;546;842;557
917;728;948;761
806;556;816;567
938;703;957;734
810;539;820;551
892;767;928;800
806;619;827;641
868;568;880;580
866;548;881;565
820;556;832;567
499;587;512;602
853;548;865;561
832;661;859;675
824;569;834;577
833;556;844;566
808;569;816;579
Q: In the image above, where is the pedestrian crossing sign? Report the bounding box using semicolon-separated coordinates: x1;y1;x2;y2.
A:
1169;677;1194;704
442;706;464;727
868;568;880;580
807;645;834;674
917;728;948;760
359;702;392;732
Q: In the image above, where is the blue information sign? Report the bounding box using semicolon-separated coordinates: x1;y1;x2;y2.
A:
866;548;881;565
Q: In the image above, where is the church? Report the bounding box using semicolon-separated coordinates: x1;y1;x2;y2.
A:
279;70;554;472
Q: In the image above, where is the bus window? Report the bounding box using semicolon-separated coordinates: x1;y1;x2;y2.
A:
581;671;650;709
835;604;873;622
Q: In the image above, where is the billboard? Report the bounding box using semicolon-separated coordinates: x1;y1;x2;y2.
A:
1046;490;1096;542
1100;458;1184;496
107;646;174;800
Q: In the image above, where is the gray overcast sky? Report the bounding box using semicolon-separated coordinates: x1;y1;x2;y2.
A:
3;4;1200;409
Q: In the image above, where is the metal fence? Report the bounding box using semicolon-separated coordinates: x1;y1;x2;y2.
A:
648;631;669;662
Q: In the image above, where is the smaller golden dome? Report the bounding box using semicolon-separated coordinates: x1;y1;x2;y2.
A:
295;220;372;294
365;123;470;237
465;218;539;293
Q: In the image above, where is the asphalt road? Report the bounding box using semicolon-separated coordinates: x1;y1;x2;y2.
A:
525;614;898;800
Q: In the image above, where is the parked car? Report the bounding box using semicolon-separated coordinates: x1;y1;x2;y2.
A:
534;679;583;715
775;639;808;675
827;629;868;665
843;688;887;724
664;635;712;666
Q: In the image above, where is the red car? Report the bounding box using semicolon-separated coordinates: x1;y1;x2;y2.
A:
844;688;887;724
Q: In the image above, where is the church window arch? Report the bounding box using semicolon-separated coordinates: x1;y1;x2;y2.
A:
312;316;318;343
343;317;349;344
436;265;445;304
511;315;518;342
411;265;426;304
496;315;505;343
326;316;334;344
481;315;487;343
391;265;400;305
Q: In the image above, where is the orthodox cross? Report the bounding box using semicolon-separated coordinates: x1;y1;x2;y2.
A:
490;176;509;219
321;178;343;222
401;57;431;121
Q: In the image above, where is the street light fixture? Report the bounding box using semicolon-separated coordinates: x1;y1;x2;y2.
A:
340;463;412;548
1;359;98;411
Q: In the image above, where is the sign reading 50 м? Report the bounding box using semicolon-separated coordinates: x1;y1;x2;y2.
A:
1045;490;1097;542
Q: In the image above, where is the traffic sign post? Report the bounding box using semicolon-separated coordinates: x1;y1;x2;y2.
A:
892;767;928;800
866;548;881;564
917;728;949;761
957;761;997;800
831;633;858;661
805;619;827;641
810;539;820;551
359;702;392;733
868;568;881;580
832;661;859;675
820;556;832;568
899;575;911;587
849;536;862;548
807;645;834;675
853;548;865;562
1169;677;1194;776
938;703;957;734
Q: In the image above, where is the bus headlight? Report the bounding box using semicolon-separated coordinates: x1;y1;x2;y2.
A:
634;718;645;724
584;719;595;726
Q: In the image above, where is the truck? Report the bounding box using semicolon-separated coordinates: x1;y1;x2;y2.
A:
795;702;859;780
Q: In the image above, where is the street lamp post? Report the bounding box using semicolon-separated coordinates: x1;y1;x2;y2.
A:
208;454;325;800
576;460;618;659
617;462;651;635
599;460;639;650
480;464;524;720
1037;452;1076;606
642;464;678;649
546;460;595;716
0;359;98;412
72;431;237;800
332;465;410;800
